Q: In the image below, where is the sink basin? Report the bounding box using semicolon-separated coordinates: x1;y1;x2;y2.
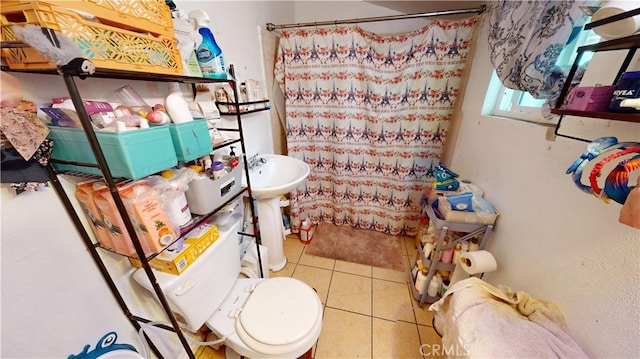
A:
248;154;310;272
249;154;310;199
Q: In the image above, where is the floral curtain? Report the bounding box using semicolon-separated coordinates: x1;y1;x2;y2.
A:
274;18;479;236
488;1;587;104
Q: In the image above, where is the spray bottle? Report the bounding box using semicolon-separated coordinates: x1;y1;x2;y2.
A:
188;10;226;79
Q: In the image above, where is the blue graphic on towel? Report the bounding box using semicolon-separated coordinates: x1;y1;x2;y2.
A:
68;332;138;359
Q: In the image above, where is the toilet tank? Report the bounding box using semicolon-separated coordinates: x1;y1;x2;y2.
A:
133;219;242;332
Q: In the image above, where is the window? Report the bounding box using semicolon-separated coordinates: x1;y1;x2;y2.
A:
484;27;601;124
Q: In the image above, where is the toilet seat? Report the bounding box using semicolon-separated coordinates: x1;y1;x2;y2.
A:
235;277;320;354
209;277;322;358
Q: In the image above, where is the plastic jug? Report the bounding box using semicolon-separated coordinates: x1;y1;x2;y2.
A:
300;219;314;244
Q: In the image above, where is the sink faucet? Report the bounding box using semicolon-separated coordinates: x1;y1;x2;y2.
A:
248;154;267;170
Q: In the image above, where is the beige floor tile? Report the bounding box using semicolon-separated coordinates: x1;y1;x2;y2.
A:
195;345;225;359
315;307;372;359
372;279;415;323
270;261;295;278
402;235;416;256
335;259;372;277
372;265;407;283
292;264;333;304
283;235;305;264
372;318;422;359
402;254;412;273
418;325;446;359
412;297;437;326
299;247;336;270
326;272;372;316
406;234;419;252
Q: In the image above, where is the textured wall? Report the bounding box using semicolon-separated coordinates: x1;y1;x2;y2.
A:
449;19;640;358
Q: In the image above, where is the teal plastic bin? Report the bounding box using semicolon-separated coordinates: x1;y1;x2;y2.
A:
47;126;178;179
162;120;213;162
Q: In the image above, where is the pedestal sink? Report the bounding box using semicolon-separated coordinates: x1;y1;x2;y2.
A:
249;154;310;271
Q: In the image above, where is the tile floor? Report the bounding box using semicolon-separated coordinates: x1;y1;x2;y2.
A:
196;233;444;359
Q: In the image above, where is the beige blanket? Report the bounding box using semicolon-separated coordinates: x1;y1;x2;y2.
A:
429;277;588;358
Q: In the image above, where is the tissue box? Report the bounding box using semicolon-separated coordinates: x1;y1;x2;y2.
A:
437;195;498;225
566;85;615;111
129;224;219;275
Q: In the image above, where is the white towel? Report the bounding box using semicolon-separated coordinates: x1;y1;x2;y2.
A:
429;277;588;358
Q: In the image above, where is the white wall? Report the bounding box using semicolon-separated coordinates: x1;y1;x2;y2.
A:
0;185;139;357
2;1;639;358
175;0;296;158
293;2;640;357
1;1;294;357
449;18;640;359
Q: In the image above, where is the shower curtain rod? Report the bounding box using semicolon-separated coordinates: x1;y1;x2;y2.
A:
266;5;486;31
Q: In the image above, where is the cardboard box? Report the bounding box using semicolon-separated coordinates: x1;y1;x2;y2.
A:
129;224;219;275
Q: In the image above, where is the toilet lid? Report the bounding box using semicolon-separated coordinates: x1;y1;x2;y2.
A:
238;277;319;346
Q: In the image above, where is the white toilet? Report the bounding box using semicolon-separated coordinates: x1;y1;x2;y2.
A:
133;220;323;359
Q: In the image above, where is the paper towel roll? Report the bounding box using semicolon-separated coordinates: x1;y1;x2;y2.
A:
459;250;497;275
591;2;640;40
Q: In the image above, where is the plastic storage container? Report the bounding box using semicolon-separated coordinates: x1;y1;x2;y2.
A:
159;120;213;162
1;1;182;74
6;0;175;36
184;164;243;215
47;126;177;179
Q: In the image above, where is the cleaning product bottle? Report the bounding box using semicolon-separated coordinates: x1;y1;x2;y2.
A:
300;219;314;244
189;9;226;79
414;264;428;294
228;146;239;167
427;274;441;298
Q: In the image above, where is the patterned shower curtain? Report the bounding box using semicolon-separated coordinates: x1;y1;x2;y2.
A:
275;18;479;236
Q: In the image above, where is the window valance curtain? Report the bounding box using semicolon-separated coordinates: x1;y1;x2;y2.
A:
488;1;587;102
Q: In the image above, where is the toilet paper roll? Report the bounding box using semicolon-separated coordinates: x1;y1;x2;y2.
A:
459;250;497;275
591;2;640;40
